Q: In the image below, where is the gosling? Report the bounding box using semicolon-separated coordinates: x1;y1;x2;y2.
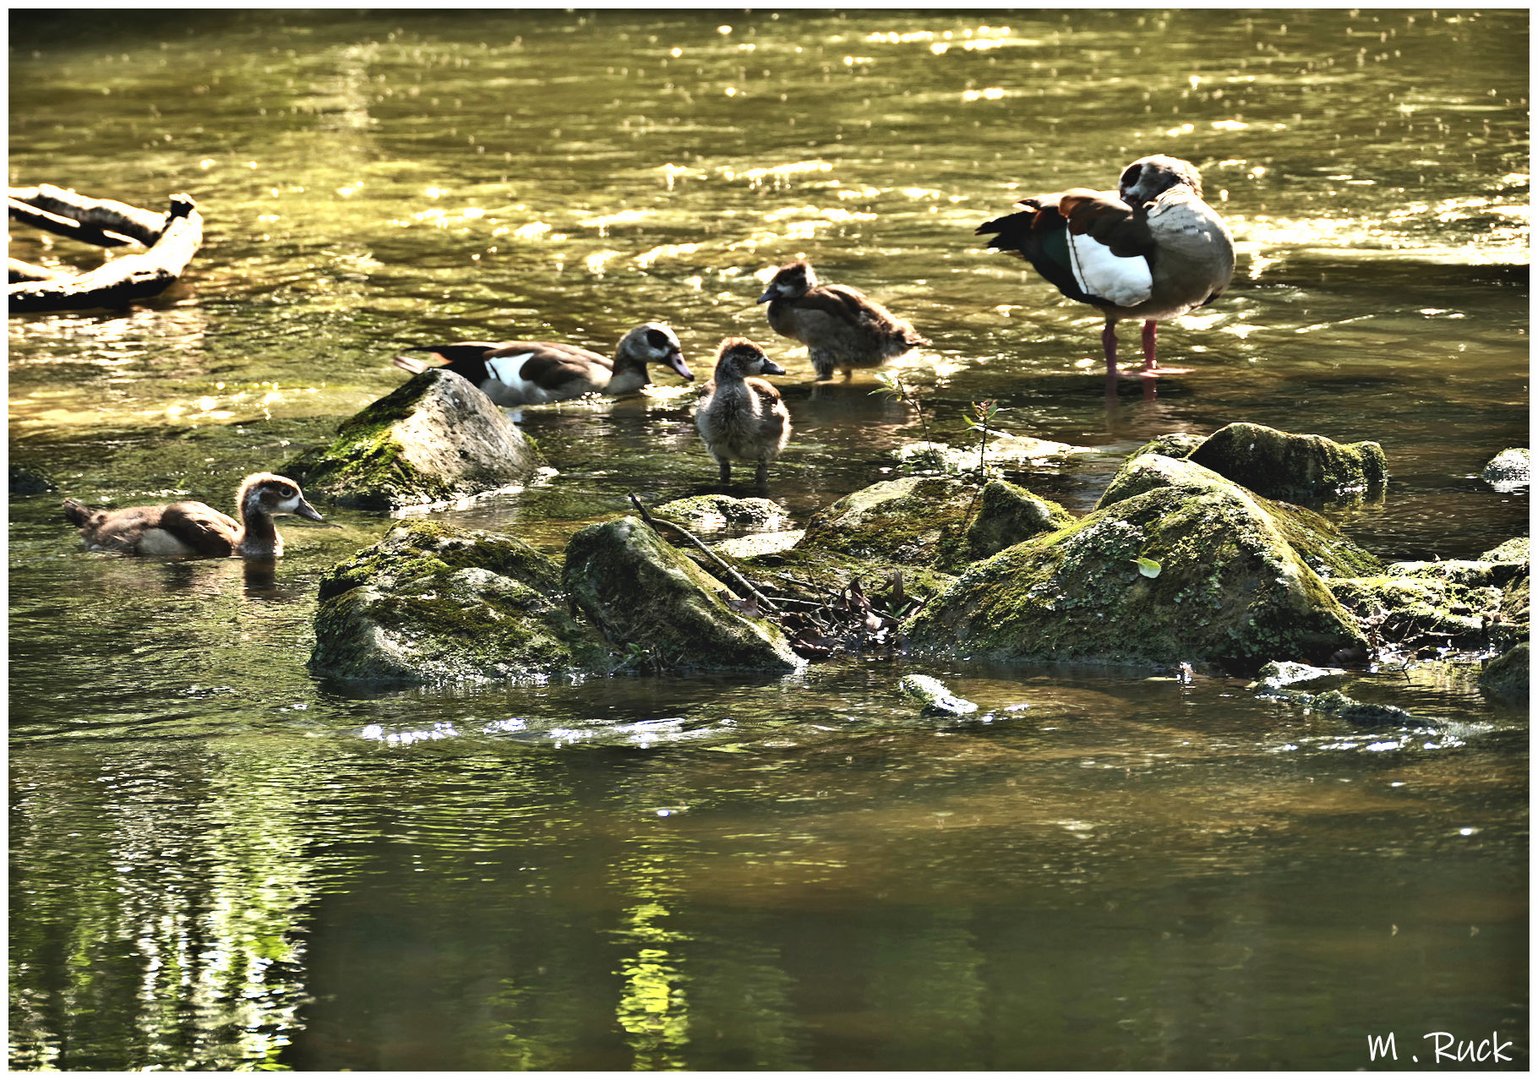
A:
62;473;324;558
694;338;792;489
757;259;928;380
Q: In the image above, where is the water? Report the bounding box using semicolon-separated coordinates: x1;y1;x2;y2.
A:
8;9;1529;1071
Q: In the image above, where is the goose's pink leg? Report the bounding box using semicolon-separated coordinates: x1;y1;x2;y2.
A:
1142;319;1158;371
1101;320;1120;376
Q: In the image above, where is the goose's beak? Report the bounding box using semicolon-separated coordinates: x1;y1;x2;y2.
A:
295;497;325;522
756;285;777;304
760;358;787;376
666;349;695;382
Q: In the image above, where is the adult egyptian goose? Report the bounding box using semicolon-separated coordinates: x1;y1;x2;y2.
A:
392;322;693;406
977;155;1234;376
694;338;792;488
62;473;324;558
756;260;928;380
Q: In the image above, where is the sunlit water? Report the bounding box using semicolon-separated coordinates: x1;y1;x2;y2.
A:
8;9;1529;1071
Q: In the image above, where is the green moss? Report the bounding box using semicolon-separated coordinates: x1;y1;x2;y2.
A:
1479;642;1529;704
908;482;1366;672
1479;536;1530;564
730;542;957;609
1327;575;1503;651
965;480;1076;561
563;516;798;673
1130;432;1205;461
1187;421;1388;502
800;475;977;571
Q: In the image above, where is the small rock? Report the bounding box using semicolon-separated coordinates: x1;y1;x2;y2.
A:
654;494;790;534
1480;447;1530;491
1187;421;1388;502
898;674;979;717
9;463;55;495
1478;536;1530;564
1309;689;1422;728
1251;660;1346;693
891;432;1090;476
1479;642;1528;704
287;369;546;510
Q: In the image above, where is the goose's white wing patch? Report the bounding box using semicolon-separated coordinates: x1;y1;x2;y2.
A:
1067;234;1152;307
484;352;538;398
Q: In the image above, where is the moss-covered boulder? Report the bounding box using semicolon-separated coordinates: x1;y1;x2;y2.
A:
1130;432;1206;461
654;494;790;534
965;480;1076;561
1096;454;1382;579
1479;536;1530;565
1186;422;1387;502
564;516;799;673
1480;447;1530;491
799;475;975;571
1327;575;1502;653
287;369;546;510
309;521;609;684
1479;642;1529;704
908;479;1368;671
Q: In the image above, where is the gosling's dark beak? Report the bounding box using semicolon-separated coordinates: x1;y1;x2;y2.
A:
295;497;325;522
756;285;777;304
667;349;695;382
760;358;786;376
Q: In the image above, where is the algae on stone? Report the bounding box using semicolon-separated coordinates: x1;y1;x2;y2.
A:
908;480;1368;671
654;494;790;534
287;369;546;510
1129;432;1206;462
1479;642;1529;704
1096;454;1383;579
1187;421;1387;502
799;475;976;571
965;480;1076;561
898;674;979;717
1479;536;1530;565
1327;575;1501;653
564;515;799;673
310;520;609;684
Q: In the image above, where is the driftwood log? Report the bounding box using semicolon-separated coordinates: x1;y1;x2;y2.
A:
8;185;204;313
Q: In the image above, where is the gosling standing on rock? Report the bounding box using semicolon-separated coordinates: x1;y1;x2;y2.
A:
695;339;792;489
756;260;928;380
61;473;324;558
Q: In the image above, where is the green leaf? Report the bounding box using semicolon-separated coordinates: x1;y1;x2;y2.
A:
1134;556;1162;578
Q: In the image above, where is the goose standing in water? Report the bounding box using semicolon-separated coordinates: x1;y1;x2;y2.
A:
977;155;1234;377
694;338;792;489
756;260;928;380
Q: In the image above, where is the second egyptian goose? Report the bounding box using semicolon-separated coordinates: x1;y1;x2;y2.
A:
977;155;1235;376
62;473;323;558
694;338;792;488
393;322;693;406
756;260;928;380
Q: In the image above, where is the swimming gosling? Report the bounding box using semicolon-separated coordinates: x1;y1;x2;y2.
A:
393;322;692;406
756;259;928;380
694;338;792;488
62;473;323;558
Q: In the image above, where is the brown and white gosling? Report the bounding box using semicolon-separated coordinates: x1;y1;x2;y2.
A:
694;338;792;488
62;473;324;558
392;322;693;406
756;259;928;380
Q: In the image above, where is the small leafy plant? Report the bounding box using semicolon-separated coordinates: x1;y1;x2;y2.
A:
870;371;932;445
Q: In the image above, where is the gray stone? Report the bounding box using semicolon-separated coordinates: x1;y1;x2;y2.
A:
1480;447;1530;491
899;674;979;717
1186;421;1388;502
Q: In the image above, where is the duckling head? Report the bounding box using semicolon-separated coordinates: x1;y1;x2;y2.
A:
714;338;786;379
620;322;693;382
1119;155;1204;207
756;260;817;303
239;473;325;522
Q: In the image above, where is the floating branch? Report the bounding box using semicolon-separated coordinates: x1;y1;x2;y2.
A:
8;185;204;313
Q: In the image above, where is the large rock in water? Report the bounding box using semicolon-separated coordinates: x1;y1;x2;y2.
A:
564;516;800;674
908;473;1368;671
287;369;545;509
1186;421;1387;502
309;521;610;684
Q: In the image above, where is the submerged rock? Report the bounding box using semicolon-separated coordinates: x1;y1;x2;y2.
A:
287;369;546;510
908;477;1368;671
1186;421;1388;502
898;674;979;717
9;463;55;495
1251;660;1345;693
1308;690;1422;728
654;493;790;534
965;480;1076;561
1480;447;1530;491
1096;454;1383;579
1478;642;1528;704
309;521;609;684
890;432;1090;476
564;515;799;674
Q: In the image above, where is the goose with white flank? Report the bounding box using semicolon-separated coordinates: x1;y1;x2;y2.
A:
393;322;693;406
977;155;1234;377
756;260;928;380
62;473;324;558
694;338;792;488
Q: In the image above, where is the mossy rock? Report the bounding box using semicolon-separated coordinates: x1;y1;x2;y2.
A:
1496;573;1529;647
564;516;799;674
654;494;790;534
286;369;545;510
908;481;1368;672
1480;447;1530;490
1479;536;1530;564
9;463;55;495
309;521;610;684
965;480;1076;561
1381;559;1527;589
1328;575;1503;652
799;475;977;572
1130;432;1206;461
730;541;957;611
1186;421;1387;502
1479;642;1529;704
1096;454;1383;579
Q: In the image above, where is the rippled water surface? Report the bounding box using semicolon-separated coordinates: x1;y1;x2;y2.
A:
8;9;1529;1071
